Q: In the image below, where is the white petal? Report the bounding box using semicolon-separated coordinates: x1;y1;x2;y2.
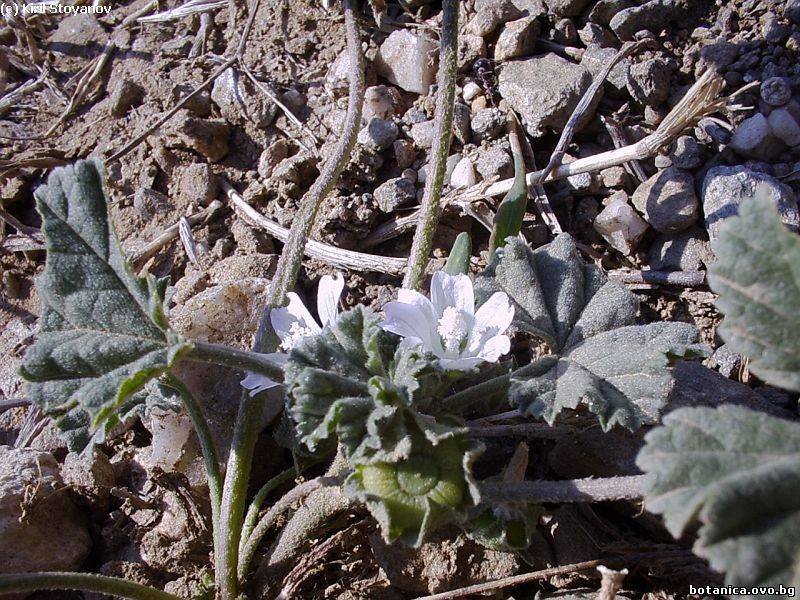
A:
476;334;511;362
271;292;321;339
438;356;485;372
397;288;437;321
430;271;474;316
381;301;440;351
474;291;514;335
240;372;281;395
317;273;345;327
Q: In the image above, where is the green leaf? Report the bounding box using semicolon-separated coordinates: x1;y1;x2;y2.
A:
708;192;800;392
444;232;472;276
19;159;191;447
477;235;704;430
346;425;482;547
637;405;800;593
465;504;543;551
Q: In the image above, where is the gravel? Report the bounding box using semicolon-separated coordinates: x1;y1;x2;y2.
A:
632;166;700;233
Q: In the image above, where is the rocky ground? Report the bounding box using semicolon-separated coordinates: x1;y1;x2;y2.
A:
2;0;800;597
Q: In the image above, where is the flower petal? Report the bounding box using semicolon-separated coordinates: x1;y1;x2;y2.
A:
438;356;485;372
381;300;439;351
474;291;514;335
317;272;345;327
240;372;279;395
430;271;474;316
271;292;321;340
476;334;511;362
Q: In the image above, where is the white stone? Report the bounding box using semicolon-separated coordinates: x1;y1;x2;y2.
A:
325;50;353;94
146;408;193;472
594;194;649;254
375;30;437;95
450;157;478;188
463;81;483;101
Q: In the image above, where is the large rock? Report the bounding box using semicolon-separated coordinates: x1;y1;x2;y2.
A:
498;53;594;137
0;446;91;575
609;0;687;41
632;166;699;233
467;0;523;37
702;165;799;240
494;16;540;61
730;113;786;161
580;44;630;96
375;30;437;94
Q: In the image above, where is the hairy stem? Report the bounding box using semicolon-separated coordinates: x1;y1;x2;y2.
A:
186;340;285;382
402;0;459;290
161;373;222;527
440;372;511;415
480;474;646;504
266;0;365;306
0;572;180;600
239;458;322;557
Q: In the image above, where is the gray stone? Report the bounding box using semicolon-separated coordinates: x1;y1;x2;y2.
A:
450;156;478;188
760;77;791;107
375;30;437;94
552;18;578;46
258;139;290;179
109;79;144;116
696;41;738;76
362;85;400;121
134;188;171;219
211;68;277;128
787;0;800;25
669;135;703;170
468;0;523;37
580;44;630;96
457;34;487;72
626;58;671;106
632;166;699;233
452;103;472;144
471;108;506;141
358;118;399;151
588;0;634;26
647;226;712;271
499;53;594;137
0;447;91;575
394;139;417;169
578;23;617;48
178;162;217;206
374;177;417;212
702;165;800;240
609;0;687;41
545;0;591;17
494;16;540;61
710;344;742;379
768;108;800;147
410;120;436;149
730;113;786;161
476;145;514;180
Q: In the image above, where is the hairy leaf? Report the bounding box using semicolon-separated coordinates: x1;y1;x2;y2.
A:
346;425;482;547
637;406;800;592
466;504;543;551
19;159;191;447
708;193;800;392
477;235;704;430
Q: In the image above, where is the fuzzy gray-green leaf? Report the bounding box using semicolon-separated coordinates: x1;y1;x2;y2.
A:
19;159;191;447
479;235;702;430
708;193;800;392
637;405;800;593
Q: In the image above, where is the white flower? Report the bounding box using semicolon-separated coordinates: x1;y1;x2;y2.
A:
240;273;345;396
380;271;514;371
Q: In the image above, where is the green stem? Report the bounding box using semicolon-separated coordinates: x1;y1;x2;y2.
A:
0;572;180;600
440;372;511;415
402;0;459;290
266;0;364;307
239;459;322;557
480;475;646;504
186;340;284;382
161;373;222;528
215;391;265;600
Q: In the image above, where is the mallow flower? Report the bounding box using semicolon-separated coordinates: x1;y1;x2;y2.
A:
380;271;514;371
240;273;345;396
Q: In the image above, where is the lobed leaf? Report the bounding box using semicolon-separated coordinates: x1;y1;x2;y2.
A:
637;405;800;593
477;235;703;430
708;192;800;392
19;159;191;449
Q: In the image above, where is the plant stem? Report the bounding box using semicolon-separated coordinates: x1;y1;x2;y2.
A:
266;0;364;307
402;0;459;290
161;374;222;525
186;341;285;382
480;474;646;504
0;572;180;600
440;372;511;415
239;459;322;557
238;474;344;581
